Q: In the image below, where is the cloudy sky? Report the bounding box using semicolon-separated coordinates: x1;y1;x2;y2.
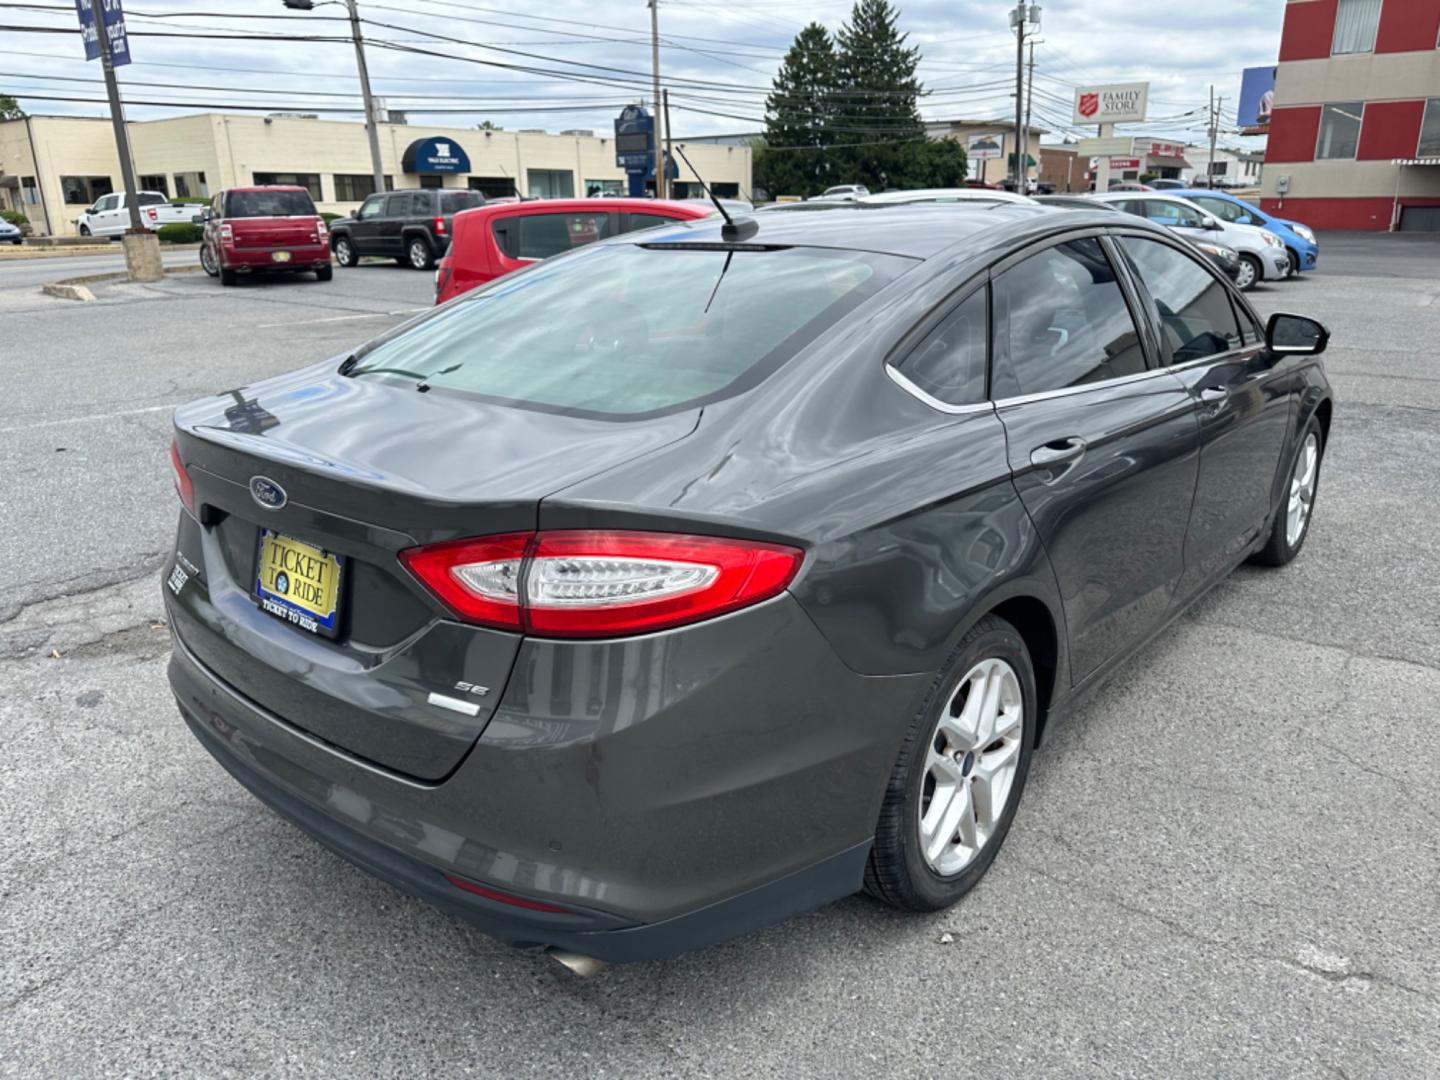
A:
2;0;1281;148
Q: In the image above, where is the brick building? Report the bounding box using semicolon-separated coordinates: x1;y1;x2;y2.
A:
1262;0;1440;230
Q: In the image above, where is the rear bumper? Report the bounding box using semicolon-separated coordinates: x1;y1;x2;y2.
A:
223;244;330;270
165;583;925;960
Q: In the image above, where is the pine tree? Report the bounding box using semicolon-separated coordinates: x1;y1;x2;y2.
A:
755;23;837;199
832;0;928;190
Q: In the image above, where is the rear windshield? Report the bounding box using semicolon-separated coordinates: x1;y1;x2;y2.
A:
224;190;317;218
351;242;914;418
137;192;168;207
440;191;484;214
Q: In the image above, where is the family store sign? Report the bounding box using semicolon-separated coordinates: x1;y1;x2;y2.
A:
1072;83;1149;126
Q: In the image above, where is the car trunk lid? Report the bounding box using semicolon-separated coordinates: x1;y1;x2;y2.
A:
171;365;698;778
230;216;321;249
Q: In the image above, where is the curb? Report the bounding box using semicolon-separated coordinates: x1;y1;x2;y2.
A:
0;242;202;262
42;263;206;302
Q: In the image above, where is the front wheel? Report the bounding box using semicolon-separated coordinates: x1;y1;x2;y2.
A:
407;237;434;271
199;243;219;277
1235;254;1260;291
865;615;1036;912
1250;416;1324;567
332;236;357;267
1287;249;1301;277
78;224;92;238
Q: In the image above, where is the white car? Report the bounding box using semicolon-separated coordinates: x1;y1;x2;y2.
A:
859;188;1039;207
807;184;870;202
1090;192;1289;290
74;191;194;239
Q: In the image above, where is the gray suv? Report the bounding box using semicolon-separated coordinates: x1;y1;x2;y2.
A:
329;188;484;271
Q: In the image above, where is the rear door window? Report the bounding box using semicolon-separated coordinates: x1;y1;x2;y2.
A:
892;287;988;406
440;191;483;214
1117;236;1242;363
383;193;414;217
992;238;1148;398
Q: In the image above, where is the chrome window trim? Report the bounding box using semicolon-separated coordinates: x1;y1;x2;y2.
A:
990;363;1178;408
885;364;995;415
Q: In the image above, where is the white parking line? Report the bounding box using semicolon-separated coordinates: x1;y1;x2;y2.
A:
255;308;426;329
0;402;177;434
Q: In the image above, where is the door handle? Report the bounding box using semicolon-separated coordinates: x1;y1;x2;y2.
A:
1197;386;1229;404
1030;437;1087;468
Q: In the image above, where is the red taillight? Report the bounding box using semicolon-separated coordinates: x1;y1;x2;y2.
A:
146;207;158;221
316;215;328;238
170;439;195;513
219;223;233;244
434;215;445;235
444;873;574;913
399;530;803;638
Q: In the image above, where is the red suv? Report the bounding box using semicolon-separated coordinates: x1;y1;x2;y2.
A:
434;198;712;303
198;186;332;286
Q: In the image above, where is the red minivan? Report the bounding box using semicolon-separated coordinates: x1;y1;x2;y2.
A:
198;186;332;286
433;198;713;304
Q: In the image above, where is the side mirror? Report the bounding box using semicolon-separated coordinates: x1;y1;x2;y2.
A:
1266;312;1329;356
1206;219;1223;231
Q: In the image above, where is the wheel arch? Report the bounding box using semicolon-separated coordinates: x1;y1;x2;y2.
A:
984;595;1060;747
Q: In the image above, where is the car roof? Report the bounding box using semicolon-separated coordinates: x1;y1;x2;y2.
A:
860;188;1038;206
223;185;310;193
462;197;715;220
614;202;1056;259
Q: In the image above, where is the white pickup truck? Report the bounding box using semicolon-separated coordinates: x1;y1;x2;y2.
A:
74;191;195;239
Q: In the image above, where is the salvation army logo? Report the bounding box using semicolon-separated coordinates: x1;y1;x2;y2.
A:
1078;93;1099;119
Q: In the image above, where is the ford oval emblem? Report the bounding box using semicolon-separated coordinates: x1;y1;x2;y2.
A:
250;476;287;510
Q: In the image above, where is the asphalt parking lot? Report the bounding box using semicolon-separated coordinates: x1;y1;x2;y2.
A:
3;234;1438;1078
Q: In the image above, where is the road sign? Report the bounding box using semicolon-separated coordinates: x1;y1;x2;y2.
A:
1073;83;1147;126
75;0;131;66
1109;158;1141;170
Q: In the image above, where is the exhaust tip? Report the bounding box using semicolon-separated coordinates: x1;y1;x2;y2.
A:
546;948;606;978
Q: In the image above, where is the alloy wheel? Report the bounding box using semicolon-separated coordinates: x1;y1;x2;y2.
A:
200;244;217;276
918;657;1024;877
1286;432;1319;547
409;240;428;269
1235;257;1257;290
335;239;352;266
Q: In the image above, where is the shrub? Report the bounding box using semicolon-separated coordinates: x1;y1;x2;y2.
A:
156;222;204;244
320;212;342;225
0;208;27;228
170;197;209;205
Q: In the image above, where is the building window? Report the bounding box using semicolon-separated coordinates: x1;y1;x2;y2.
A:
1420;99;1440;158
1315;102;1364;160
525;169;575;199
584;178;624;197
21;177;38;205
468;176;518;199
60;176;114;204
173;171;208;199
139;174;169;196
252;172;322;201
1331;0;1380;55
333;174;392;201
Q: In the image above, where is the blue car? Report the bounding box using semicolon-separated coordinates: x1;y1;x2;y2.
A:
1174;190;1318;274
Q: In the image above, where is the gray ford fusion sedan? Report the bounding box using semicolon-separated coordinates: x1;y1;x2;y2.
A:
164;203;1332;963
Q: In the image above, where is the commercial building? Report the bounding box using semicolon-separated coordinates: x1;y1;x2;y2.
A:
1262;0;1440;230
0;112;753;237
925;119;1048;187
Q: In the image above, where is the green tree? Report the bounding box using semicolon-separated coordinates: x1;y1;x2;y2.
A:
0;95;25;121
831;0;926;190
755;22;837;199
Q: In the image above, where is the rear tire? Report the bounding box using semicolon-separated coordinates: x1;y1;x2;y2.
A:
199;243;219;277
1236;254;1260;291
332;236;357;268
865;615;1036;912
315;264;333;282
1250;416;1324;567
407;236;434;271
220;267;238;287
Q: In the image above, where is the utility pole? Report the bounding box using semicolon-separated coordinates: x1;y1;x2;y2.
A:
345;0;386;195
1012;3;1026;191
285;0;384;194
663;88;674;199
1025;40;1039;188
93;2;141;234
649;0;664;198
1206;85;1216;185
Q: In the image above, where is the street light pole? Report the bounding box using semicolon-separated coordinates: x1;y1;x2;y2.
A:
285;0;385;194
649;0;664;198
93;6;142;233
1012;3;1025;192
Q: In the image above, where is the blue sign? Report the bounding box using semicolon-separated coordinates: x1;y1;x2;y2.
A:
401;136;471;174
75;0;131;66
1237;65;1276;129
614;105;655;172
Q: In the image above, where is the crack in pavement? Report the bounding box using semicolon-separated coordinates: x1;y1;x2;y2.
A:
0;549;167;628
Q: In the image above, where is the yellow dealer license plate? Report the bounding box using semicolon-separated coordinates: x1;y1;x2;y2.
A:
254;530;343;636
271;250;292;263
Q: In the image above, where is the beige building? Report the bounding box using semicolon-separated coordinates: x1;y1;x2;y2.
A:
0;112;753;237
924;119;1048;188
